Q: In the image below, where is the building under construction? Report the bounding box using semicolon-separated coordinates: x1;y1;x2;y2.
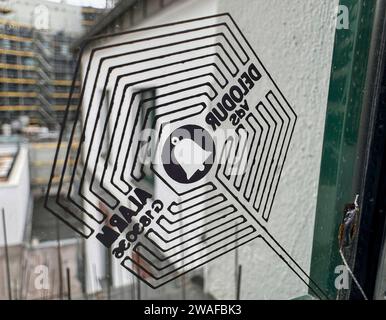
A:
0;0;104;128
0;0;106;300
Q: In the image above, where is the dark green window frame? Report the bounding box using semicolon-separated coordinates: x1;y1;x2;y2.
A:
309;0;380;299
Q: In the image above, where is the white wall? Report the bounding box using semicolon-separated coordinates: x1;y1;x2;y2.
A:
204;0;338;299
0;146;31;246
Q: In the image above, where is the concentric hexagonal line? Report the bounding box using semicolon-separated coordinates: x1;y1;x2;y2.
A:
87;76;232;286
243;112;268;201
51;27;240;227
90;82;218;207
222;127;249;180
79;19;249;82
236;113;263;192
45;15;246;233
73;53;230;215
45;13;328;299
141;215;246;261
148;208;243;266
119;194;246;278
262;91;297;221
168;192;220;216
67;25;247;211
154;206;239;243
217;110;270;199
140;219;246;267
80;48;233;188
215;91;295;223
162;195;227;225
46;16;229;230
233;127;253;190
251;101;280;212
126;196;246;285
122;234;261;288
55;43;235;232
246;102;276;209
123;123;260;284
168;183;216;212
254;97;286;215
70;60;226;220
135;224;255;274
101;71;226;196
72;30;245;198
73;52;229;212
124;226;257;281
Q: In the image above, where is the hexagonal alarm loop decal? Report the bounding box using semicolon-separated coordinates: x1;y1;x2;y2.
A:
45;13;327;298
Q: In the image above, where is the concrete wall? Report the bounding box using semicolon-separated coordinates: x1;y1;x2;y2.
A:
0;146;31;246
204;0;338;299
